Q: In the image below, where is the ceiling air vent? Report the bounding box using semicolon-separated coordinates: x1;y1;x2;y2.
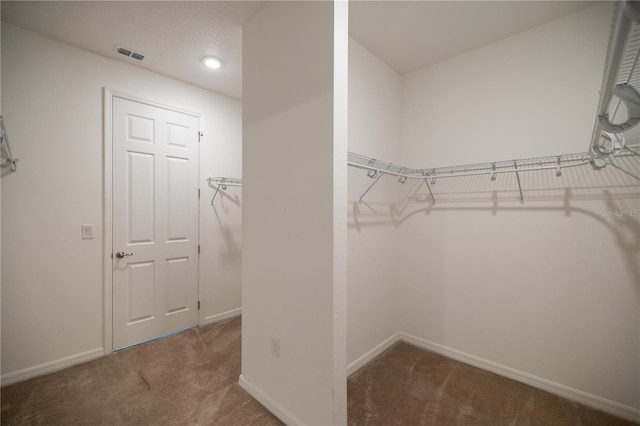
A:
115;45;145;61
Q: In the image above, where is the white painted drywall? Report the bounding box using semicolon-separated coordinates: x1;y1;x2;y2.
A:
399;2;639;412
1;23;243;381
333;2;349;418
347;38;402;367
241;1;348;424
401;3;612;166
199;98;243;326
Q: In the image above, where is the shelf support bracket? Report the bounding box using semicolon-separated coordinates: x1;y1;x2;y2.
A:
210;182;225;205
422;171;436;205
358;172;384;204
514;161;524;204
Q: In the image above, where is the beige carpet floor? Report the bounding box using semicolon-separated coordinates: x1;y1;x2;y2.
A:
1;317;280;425
347;342;637;426
2;317;636;425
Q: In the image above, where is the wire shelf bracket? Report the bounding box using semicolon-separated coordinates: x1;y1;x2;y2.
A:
0;116;18;172
207;176;242;205
348;153;418;204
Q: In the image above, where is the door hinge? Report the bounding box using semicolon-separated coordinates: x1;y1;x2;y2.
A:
198;244;201;254
198;188;201;200
198;300;201;310
198;131;203;143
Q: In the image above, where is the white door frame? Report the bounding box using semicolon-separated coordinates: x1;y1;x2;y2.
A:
103;88;201;353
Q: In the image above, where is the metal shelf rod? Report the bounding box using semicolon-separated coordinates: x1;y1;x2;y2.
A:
209;182;243;187
348;158;591;181
348;161;415;179
207;177;242;186
347;151;605;204
421;161;590;180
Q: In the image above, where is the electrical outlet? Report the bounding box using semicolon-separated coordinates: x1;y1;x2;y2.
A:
82;224;94;240
271;337;280;358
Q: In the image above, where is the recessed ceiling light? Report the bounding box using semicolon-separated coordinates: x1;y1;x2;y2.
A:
201;56;223;69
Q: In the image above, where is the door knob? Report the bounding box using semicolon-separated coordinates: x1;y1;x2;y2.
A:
115;251;133;258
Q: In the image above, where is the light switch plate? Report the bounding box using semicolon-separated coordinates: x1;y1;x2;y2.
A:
82;224;94;239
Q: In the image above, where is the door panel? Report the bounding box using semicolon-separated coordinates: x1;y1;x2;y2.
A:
167;157;189;240
166;257;188;314
128;152;155;243
167;122;189;148
113;97;199;349
128;115;154;143
127;261;155;324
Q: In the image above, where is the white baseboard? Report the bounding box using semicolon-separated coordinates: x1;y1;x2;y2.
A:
202;307;242;326
1;347;105;387
238;374;306;426
398;332;640;423
347;333;401;376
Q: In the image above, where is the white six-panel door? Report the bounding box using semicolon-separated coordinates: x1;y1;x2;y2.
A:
112;96;199;350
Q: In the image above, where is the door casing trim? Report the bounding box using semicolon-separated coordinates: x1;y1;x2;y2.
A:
103;88;201;353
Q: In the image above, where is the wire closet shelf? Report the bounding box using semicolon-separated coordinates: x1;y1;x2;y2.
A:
590;0;640;163
348;1;640;205
207;176;242;205
0;116;18;171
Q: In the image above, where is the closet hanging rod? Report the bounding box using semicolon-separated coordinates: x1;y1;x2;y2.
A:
348;161;419;180
348;152;420;175
349;159;591;181
347;150;618;181
590;0;640;158
349;146;640;205
420;159;590;180
206;177;242;187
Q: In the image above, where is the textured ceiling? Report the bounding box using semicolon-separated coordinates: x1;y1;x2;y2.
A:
2;1;598;99
1;1;263;100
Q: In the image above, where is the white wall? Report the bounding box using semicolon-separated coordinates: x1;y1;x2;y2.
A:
347;38;402;369
199;96;243;326
401;4;610;166
1;23;243;382
241;1;347;424
399;2;639;416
